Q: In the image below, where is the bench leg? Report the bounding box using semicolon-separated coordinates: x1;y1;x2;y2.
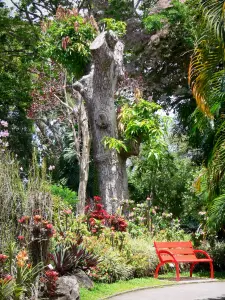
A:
154;262;164;278
209;261;214;279
190;263;196;277
175;263;180;281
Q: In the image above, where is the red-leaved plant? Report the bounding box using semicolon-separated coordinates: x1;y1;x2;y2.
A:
85;196;128;235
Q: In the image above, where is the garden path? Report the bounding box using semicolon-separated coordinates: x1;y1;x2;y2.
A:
109;281;225;300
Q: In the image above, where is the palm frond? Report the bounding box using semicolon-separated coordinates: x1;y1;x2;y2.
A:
202;0;225;42
189;39;224;118
208;193;225;229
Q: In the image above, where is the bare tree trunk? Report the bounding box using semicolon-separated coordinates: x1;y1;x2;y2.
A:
60;87;91;214
74;31;129;212
77;99;91;214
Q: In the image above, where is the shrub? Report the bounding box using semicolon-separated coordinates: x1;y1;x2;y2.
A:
199;241;225;272
51;184;78;210
92;248;134;283
126;236;158;277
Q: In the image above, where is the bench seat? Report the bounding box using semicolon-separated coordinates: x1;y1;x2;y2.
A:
154;241;214;281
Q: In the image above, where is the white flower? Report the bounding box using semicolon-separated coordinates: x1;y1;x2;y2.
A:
48;165;55;171
199;211;206;216
47;264;54;270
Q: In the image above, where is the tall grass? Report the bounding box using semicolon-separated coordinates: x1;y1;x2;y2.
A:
0;152;52;252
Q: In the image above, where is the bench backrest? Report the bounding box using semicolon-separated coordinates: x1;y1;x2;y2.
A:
154;241;196;261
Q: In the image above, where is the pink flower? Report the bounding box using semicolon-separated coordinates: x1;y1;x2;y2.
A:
63;209;72;215
4;275;13;282
0;120;8;127
18;216;30;224
0;130;9;137
0;254;8;262
18;235;25;240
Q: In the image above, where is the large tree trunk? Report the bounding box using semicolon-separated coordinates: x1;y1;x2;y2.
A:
74;31;129;212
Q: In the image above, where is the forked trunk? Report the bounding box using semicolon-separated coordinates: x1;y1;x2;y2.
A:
74;31;129;211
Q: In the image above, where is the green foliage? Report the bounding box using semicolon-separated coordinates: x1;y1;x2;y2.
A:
143;14;165;33
103;137;127;153
208;194;225;230
126;237;158;277
105;0;134;21
199;241;225;272
143;0;194;46
100;18;126;37
128;137;200;219
0;6;36;163
104;99;163;154
80;277;171;300
51;184;78;208
119;99;162;142
154;219;190;242
94;248;134;283
41;13;97;77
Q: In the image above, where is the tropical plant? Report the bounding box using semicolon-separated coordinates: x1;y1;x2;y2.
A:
188;0;225;228
49;243;99;276
40;6;97;77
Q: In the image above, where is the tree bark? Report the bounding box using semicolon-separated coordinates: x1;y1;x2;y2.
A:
77;97;91;214
74;31;129;212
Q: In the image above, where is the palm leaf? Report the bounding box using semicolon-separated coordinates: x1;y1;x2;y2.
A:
208;193;225;229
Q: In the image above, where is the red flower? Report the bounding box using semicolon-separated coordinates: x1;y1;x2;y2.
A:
85;205;90;213
46;223;53;229
94;196;101;202
91;228;97;233
0;254;8;262
18;235;25;240
96;203;103;211
45;270;59;278
47;229;56;237
33;215;42;223
18;216;30;224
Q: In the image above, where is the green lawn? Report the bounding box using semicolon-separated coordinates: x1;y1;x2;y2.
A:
80;272;225;300
80;277;172;300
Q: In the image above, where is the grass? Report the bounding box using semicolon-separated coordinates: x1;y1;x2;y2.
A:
80;272;225;300
80;277;172;300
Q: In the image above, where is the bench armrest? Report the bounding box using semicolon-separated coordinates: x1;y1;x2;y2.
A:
193;249;212;260
157;250;177;262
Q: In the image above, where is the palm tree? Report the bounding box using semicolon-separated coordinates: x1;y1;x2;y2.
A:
189;0;225;228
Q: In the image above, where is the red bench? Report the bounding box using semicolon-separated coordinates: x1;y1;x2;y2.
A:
154;241;214;281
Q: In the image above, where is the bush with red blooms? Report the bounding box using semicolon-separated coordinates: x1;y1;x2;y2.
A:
85;196;128;234
18;212;56;265
40;270;59;297
18;213;56;243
